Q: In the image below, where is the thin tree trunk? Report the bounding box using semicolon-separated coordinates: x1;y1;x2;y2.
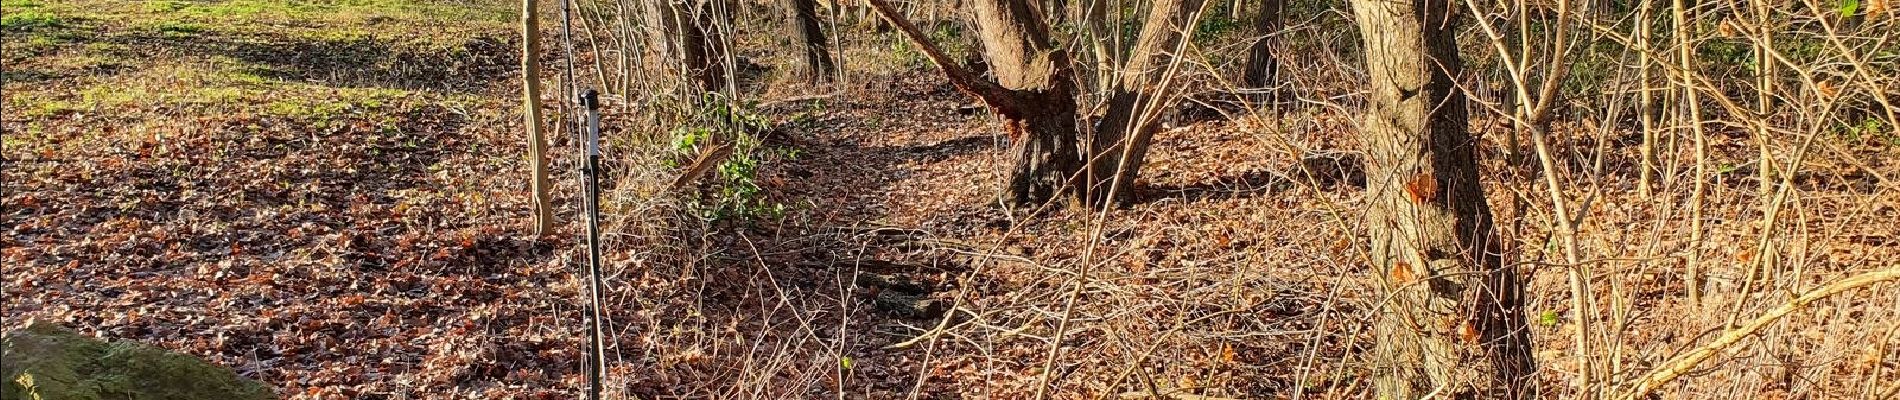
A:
787;0;836;82
522;0;555;236
1079;0;1117;95
1086;0;1206;206
616;0;636;97
576;0;613;95
1349;0;1535;397
1675;0;1706;305
1636;0;1656;197
1045;0;1069;26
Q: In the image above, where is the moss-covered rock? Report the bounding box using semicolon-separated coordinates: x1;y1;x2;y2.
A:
2;320;275;400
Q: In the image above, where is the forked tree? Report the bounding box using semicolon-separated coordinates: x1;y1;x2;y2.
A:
866;0;1083;206
1086;0;1209;204
867;0;1205;207
1349;0;1536;397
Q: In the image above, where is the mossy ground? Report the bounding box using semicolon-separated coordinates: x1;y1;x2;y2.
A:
4;322;274;400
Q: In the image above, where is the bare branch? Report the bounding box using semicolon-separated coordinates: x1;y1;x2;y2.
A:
863;0;1024;111
1620;267;1900;400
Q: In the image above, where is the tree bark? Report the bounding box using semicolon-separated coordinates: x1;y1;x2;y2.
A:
971;0;1087;206
1242;0;1281;97
1076;0;1119;93
869;0;1086;207
522;0;555;235
649;0;728;93
785;0;835;83
1349;0;1535;397
1085;0;1205;206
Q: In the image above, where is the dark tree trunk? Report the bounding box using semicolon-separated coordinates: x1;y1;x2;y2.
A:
871;0;1204;208
1349;0;1536;397
1004;99;1084;206
786;0;835;82
1242;0;1281;99
650;0;727;93
1085;0;1205;206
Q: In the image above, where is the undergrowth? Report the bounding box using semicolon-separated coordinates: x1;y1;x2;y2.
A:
668;95;785;221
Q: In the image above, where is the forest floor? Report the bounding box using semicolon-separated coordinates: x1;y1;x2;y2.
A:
3;1;585;398
6;0;1900;399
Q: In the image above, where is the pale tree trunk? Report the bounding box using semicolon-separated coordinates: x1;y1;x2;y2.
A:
1086;0;1206;206
786;0;835;82
522;0;554;236
1044;0;1069;26
1077;0;1119;93
1349;0;1535;397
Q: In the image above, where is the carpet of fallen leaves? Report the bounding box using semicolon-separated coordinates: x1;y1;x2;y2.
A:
3;1;591;398
8;1;1900;399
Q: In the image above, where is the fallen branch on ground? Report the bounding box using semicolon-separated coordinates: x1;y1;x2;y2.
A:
1620;267;1900;400
668;142;735;191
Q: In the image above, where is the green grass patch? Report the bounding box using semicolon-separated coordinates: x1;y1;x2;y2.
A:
266;98;351;120
141;19;206;35
1;9;66;31
21;34;63;48
143;0;187;12
3;0;514;125
151;0;513;25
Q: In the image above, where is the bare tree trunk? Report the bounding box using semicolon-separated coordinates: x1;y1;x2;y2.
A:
1675;0;1706;306
522;0;555;236
1635;0;1657;197
1242;0;1281;94
1349;0;1535;397
649;0;728;93
869;0;1086;207
970;0;1088;206
684;0;729;93
1078;0;1118;94
786;0;836;82
1085;0;1206;206
1044;0;1070;26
